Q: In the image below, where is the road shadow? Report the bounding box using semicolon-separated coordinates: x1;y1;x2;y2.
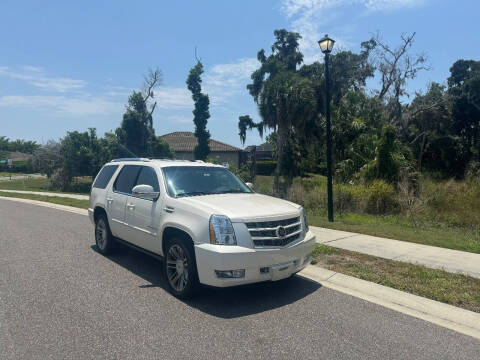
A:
91;244;321;319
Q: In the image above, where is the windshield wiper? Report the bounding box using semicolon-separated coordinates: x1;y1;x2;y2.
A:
213;190;248;194
176;191;213;198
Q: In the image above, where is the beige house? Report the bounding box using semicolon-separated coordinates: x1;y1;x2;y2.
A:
161;132;243;167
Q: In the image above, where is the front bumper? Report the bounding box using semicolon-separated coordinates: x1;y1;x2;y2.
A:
194;230;316;287
88;208;94;224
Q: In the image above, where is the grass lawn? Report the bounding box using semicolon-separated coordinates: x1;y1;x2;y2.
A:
0;172;14;177
0;191;89;209
254;174;480;254
312;244;480;313
309;211;480;254
0;177;90;195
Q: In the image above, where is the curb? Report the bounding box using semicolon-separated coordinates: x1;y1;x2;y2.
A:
0;189;89;200
298;266;480;340
0;195;88;216
2;196;479;340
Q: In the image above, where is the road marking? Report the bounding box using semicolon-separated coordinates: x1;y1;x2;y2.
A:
2;195;479;340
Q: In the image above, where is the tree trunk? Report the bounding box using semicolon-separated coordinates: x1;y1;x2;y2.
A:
274;124;286;197
418;133;427;172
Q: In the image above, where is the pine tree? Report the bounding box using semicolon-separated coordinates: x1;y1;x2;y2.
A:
186;61;211;160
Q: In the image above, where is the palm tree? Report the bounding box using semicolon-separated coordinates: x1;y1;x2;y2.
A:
240;30;317;196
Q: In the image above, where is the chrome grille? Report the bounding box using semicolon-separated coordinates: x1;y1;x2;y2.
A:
246;216;302;248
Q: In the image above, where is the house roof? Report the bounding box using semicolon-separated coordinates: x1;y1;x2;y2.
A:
161;132;242;152
244;143;274;152
8;152;32;161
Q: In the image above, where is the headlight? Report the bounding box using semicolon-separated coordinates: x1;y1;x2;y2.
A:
209;215;237;245
300;206;309;233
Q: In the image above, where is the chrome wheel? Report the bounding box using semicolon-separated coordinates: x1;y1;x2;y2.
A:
96;218;107;250
166;244;189;292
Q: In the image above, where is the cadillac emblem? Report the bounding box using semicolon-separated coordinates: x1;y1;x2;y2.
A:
276;226;287;238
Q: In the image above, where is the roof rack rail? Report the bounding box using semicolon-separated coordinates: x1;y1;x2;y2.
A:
111;158;150;162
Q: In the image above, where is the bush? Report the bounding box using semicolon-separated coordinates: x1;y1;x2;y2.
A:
229;163;251;183
0;160;34;174
255;161;276;176
466;161;480;183
365;180;398;215
50;168;72;191
422;177;480;228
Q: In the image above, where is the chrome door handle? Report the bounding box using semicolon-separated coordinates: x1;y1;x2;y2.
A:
126;204;135;210
163;206;174;213
106;197;113;203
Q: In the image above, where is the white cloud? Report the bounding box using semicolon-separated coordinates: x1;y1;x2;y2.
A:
153;87;192;109
282;0;420;16
204;58;259;103
0;95;122;116
0;66;86;92
281;0;425;63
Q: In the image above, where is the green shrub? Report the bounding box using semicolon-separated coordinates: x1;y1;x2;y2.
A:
365;180;398;214
0;160;34;174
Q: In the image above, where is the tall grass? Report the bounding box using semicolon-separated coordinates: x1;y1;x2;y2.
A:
255;174;480;230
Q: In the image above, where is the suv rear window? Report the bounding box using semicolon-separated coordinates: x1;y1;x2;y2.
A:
113;165;141;194
92;165;118;189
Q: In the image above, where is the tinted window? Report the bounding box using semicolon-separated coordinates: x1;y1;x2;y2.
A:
135;166;160;192
93;165;118;189
113;165;141;194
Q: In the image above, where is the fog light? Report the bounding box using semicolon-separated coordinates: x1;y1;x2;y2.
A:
215;269;245;278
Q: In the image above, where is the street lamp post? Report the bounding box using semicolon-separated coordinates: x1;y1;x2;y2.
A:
318;34;335;222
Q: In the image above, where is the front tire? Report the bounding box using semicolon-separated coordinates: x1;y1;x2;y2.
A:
95;213;116;255
164;238;199;299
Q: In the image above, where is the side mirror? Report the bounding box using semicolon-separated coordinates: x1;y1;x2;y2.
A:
132;184;160;201
245;182;254;191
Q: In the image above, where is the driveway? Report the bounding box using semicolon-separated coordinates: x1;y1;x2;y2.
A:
1;199;479;359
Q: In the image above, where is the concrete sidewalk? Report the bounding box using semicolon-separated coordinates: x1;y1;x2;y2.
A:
0;174;44;181
0;189;89;200
311;226;480;279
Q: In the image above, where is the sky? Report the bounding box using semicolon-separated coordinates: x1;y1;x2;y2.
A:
0;0;478;149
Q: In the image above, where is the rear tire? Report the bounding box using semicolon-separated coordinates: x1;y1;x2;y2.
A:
164;238;199;299
95;213;116;255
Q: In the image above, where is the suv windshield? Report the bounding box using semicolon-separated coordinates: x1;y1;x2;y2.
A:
162;166;252;198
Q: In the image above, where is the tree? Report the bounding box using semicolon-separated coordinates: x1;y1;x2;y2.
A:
186;61;211;160
363;125;399;183
372;32;429;131
407;82;450;171
118;92;152;157
117;68;172;159
32;140;62;178
448;59;480;160
296;40;376;177
242;29;317;195
0;136;39;154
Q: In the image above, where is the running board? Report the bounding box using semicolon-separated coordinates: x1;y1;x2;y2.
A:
114;237;164;261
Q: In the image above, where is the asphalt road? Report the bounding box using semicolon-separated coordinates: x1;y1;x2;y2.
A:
1;199;479;359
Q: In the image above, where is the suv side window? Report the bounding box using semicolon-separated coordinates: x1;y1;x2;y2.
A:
135;166;160;192
93;165;118;189
113;165;141;194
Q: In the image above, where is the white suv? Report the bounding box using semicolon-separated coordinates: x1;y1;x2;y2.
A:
89;158;316;298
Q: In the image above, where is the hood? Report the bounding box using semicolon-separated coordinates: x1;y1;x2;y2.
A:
175;193;300;222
